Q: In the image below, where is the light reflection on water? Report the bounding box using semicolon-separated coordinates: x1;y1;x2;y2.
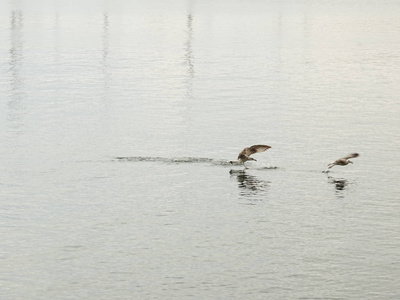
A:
1;1;400;299
7;10;24;129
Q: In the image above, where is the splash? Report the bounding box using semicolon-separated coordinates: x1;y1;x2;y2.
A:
114;156;231;165
115;157;280;169
258;166;279;170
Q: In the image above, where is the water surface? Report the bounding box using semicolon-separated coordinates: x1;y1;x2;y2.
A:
1;1;400;299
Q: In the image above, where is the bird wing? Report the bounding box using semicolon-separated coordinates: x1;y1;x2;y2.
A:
239;145;271;158
341;153;359;160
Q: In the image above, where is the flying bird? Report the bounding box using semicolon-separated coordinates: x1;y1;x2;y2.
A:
326;153;359;170
230;145;271;168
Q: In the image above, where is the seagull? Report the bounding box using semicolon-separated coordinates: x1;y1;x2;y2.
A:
326;153;359;170
230;145;271;168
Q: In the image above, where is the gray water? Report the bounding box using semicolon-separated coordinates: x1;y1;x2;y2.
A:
1;0;400;299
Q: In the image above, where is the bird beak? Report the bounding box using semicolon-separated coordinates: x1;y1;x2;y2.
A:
253;159;257;161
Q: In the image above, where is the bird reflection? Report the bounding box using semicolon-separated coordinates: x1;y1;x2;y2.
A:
230;170;269;201
327;176;348;191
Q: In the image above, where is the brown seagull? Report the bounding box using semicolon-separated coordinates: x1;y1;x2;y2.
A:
327;153;359;169
230;145;271;168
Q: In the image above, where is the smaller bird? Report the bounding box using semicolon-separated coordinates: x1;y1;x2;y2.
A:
327;153;359;170
230;145;271;168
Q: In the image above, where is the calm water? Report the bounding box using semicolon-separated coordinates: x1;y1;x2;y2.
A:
1;0;400;299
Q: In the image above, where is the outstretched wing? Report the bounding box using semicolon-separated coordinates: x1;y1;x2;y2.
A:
341;153;359;160
239;145;271;158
